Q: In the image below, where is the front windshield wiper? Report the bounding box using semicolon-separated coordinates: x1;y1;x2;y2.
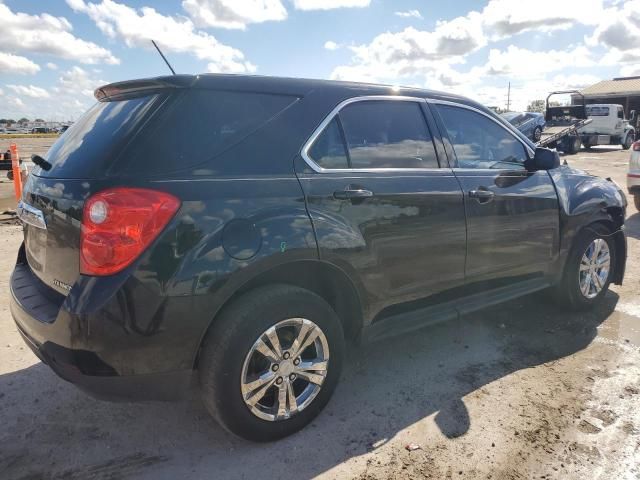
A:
31;154;52;171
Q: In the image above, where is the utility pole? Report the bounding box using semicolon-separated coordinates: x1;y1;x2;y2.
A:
506;81;511;112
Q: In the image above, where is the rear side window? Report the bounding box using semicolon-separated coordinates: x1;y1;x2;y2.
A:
308;117;349;169
121;89;297;174
339;101;438;169
436;104;527;169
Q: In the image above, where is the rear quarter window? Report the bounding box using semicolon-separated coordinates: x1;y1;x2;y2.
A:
119;89;298;175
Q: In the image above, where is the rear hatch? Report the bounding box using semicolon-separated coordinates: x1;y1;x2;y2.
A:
20;76;298;295
22;91;162;294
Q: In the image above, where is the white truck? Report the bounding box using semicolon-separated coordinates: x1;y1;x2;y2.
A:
579;104;636;150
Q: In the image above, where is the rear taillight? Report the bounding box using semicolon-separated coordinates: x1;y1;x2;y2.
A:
633;141;640;151
80;188;180;276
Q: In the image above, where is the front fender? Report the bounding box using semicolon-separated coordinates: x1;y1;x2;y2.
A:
549;166;627;283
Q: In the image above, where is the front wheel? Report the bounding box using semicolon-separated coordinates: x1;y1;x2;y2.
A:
198;284;345;442
622;132;634;150
553;224;615;311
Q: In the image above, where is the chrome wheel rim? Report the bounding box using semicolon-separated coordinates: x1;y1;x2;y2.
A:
240;318;330;421
579;238;610;299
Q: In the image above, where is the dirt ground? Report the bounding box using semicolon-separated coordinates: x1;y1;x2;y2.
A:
0;138;639;480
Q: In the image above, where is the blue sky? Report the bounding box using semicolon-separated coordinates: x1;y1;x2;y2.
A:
0;0;638;120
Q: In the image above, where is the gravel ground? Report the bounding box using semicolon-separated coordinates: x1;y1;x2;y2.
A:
0;138;639;480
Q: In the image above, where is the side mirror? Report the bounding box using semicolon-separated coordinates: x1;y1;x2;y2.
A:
525;147;561;171
630;110;637;124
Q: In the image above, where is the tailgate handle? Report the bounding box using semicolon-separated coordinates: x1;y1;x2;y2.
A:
17;200;47;229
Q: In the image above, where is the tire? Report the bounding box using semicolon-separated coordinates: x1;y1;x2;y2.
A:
622;132;634;150
553;223;615;311
564;135;581;155
533;126;542;143
634;195;640;212
198;284;345;442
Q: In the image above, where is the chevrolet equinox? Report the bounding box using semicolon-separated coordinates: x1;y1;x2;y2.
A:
11;74;627;441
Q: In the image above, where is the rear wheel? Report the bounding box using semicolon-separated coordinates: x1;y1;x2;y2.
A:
564;135;581;155
553;224;615;310
198;284;345;442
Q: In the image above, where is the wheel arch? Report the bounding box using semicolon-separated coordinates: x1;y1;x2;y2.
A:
192;260;365;369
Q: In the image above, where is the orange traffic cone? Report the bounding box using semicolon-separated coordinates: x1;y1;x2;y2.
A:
9;143;22;201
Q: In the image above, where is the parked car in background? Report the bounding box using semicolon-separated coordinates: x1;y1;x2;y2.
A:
11;74;628;442
31;127;51;134
501;111;546;142
628;140;640;211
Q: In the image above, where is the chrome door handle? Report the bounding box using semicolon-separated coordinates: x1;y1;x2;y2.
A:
468;189;495;203
334;188;374;200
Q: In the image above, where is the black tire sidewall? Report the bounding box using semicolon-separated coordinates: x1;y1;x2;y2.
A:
199;285;345;442
533;126;542;142
562;224;615;309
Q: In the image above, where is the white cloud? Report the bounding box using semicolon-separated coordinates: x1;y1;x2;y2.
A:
0;52;40;75
293;0;370;10
0;3;118;65
46;62;59;70
394;10;422;20
182;0;287;30
324;40;340;50
330;14;486;82
7;85;50;99
55;66;106;98
67;0;255;73
482;0;604;39
0;66;108;120
484;45;594;79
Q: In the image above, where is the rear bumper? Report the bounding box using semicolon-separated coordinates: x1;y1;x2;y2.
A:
10;253;195;401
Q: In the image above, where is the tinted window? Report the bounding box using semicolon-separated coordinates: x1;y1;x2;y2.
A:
436;104;527;169
37;95;157;178
338;101;438;169
122;89;297;174
308;117;349;169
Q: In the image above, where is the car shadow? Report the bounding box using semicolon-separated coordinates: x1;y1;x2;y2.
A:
0;291;618;480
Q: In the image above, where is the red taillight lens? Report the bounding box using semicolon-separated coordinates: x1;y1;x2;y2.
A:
80;188;180;276
633;141;640;151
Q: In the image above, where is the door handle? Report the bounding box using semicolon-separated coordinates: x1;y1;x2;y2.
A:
334;187;374;200
468;188;495;203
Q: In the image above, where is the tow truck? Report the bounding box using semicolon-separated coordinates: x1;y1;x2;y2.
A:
537;90;592;154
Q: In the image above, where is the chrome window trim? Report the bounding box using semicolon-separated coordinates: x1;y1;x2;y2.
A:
300;95;444;173
427;98;535;159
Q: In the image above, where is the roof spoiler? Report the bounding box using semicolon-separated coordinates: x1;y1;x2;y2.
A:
94;75;196;101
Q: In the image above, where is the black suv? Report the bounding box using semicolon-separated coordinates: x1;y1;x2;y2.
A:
11;74;627;441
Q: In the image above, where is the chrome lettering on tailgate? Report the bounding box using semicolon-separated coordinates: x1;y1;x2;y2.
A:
17;200;47;230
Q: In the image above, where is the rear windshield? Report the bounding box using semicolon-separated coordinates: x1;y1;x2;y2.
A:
36;89;296;178
119;89;297;175
586;106;609;116
36;95;158;178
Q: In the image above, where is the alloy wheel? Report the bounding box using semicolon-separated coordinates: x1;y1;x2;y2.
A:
578;238;610;299
240;318;330;421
